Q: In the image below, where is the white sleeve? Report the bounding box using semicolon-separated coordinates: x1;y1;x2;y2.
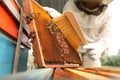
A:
97;15;112;52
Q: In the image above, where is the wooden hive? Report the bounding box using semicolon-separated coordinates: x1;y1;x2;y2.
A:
0;31;28;77
0;0;30;48
0;0;29;76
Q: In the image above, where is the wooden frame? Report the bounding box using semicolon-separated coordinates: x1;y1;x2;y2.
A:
22;0;88;68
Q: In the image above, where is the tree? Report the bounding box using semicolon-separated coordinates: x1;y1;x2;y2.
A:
101;51;120;67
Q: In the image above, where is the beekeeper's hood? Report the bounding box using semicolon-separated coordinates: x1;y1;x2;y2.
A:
74;0;113;16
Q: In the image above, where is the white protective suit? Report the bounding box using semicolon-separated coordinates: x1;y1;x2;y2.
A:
63;0;112;68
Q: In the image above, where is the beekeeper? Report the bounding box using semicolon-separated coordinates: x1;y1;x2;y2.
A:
63;0;113;68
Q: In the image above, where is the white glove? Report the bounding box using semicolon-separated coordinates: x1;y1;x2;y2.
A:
83;43;105;60
77;47;91;54
43;7;61;18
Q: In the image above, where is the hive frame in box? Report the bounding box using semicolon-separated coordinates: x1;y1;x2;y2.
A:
0;0;30;74
22;0;87;68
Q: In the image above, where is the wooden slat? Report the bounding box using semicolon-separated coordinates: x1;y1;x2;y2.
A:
85;68;120;74
80;69;120;78
76;68;120;78
44;64;79;68
66;68;112;80
12;7;24;74
53;68;87;80
22;0;46;67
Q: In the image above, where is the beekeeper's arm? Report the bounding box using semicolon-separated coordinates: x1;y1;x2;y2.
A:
83;16;112;60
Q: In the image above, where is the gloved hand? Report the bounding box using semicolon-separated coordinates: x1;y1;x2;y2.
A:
43;7;61;18
77;46;91;54
83;43;105;60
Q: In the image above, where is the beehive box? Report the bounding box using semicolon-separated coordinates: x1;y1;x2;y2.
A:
0;31;28;77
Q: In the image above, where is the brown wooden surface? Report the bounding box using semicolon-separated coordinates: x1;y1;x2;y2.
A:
79;68;120;78
53;68;86;80
13;7;24;74
22;0;45;67
65;68;120;80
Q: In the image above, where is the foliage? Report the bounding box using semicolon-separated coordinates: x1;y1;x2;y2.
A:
101;50;120;67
